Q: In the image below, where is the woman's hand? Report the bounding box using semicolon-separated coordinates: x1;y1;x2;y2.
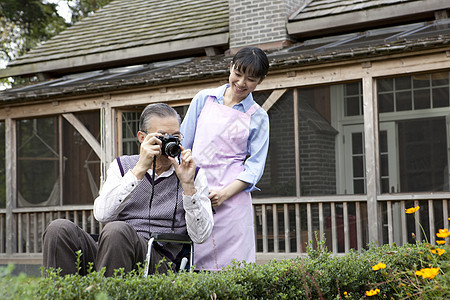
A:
209;189;227;207
209;180;249;207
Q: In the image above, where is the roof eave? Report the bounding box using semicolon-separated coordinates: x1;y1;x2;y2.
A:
3;38;449;104
0;33;229;79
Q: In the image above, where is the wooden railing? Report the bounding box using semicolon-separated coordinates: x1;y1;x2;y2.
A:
377;196;449;246
1;197;449;264
253;196;368;263
253;196;449;263
0;206;102;259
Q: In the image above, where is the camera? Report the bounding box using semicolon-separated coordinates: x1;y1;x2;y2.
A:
157;134;181;157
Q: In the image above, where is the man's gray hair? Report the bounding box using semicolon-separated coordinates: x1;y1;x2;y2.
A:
139;103;181;131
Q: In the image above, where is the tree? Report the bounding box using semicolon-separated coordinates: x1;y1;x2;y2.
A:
0;0;66;61
0;0;112;89
67;0;112;24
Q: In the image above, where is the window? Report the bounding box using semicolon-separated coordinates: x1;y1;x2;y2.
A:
17;117;60;206
344;82;363;116
378;72;450;113
378;71;450;193
121;105;189;156
17;112;101;207
122;111;141;155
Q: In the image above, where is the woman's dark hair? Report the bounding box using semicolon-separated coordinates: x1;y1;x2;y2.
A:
139;103;181;131
232;47;269;80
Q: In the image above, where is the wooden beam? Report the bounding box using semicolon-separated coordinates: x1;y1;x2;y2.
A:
0;253;42;265
293;89;300;198
58;116;63;206
116;111;123;156
100;102;115;175
62;113;101;159
257;50;450;92
5;118;17;254
362;76;381;245
204;47;222;56
0;81;220;120
261;89;287;112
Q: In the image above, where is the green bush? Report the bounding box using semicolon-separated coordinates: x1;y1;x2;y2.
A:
0;243;448;299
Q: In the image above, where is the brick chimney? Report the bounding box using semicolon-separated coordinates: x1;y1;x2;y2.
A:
228;0;298;53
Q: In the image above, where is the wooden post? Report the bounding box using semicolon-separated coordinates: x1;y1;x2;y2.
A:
363;76;381;245
5;118;17;254
58;116;63;206
104;102;116;164
100;102;116;189
293;89;301;198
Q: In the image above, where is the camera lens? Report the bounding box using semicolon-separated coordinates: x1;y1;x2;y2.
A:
165;142;181;157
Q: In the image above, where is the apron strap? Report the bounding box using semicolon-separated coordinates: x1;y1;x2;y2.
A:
246;103;260;116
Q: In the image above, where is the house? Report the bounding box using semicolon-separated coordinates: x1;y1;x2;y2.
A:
1;0;450;272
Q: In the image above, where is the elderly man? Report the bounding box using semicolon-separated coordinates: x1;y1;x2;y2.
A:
43;103;213;276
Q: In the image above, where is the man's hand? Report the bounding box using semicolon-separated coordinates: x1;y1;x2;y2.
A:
170;146;196;196
131;133;162;180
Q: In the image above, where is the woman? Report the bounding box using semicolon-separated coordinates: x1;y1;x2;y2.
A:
181;47;270;271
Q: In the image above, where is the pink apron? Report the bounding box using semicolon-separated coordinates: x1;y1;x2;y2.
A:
192;96;259;270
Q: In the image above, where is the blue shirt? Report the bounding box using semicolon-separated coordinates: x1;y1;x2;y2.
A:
181;84;270;192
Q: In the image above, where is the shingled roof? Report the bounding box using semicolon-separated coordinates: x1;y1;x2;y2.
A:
287;0;447;38
290;0;423;21
1;0;229;78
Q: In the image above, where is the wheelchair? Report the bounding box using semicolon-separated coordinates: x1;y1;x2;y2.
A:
143;232;194;277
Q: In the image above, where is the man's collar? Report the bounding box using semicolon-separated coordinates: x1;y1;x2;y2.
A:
148;164;175;179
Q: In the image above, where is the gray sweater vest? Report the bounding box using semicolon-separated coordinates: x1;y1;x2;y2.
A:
116;155;187;260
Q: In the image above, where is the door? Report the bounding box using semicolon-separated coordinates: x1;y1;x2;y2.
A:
343;123;398;194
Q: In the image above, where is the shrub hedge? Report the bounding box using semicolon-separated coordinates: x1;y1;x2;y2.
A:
0;242;448;299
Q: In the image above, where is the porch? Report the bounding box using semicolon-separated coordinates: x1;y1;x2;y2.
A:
1;196;448;266
1;24;450;272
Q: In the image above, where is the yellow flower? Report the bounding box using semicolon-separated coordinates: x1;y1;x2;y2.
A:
436;240;446;245
436;228;450;238
344;291;348;298
405;206;420;214
430;248;445;256
415;267;440;279
366;289;380;296
372;262;387;271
